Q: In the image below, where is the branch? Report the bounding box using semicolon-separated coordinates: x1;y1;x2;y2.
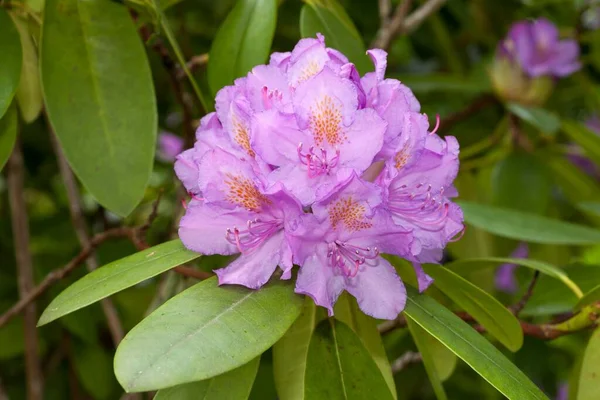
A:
7;140;43;400
440;94;498;133
391;351;422;374
176;53;209;80
173;266;213;280
50;131;124;346
510;270;540;316
371;0;447;50
0;227;135;329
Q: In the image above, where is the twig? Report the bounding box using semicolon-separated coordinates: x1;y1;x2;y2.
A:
378;0;392;25
173;266;212;280
50;131;124;346
378;314;407;334
440;94;498;133
510;270;540;316
0;227;135;329
7;140;44;400
391;351;422;374
372;0;447;50
176;54;209;80
0;376;8;400
133;12;197;148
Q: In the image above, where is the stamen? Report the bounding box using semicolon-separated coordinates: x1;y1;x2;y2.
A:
429;114;441;135
297;142;341;178
225;219;282;254
327;241;379;278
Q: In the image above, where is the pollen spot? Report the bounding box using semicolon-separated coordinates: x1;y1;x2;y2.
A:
329;197;372;231
232;116;255;157
309;95;345;147
224;175;270;212
394;144;410;169
297;60;321;84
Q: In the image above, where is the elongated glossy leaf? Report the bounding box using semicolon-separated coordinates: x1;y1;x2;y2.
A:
207;0;277;96
333;294;397;398
273;298;323;400
304;319;394;400
562;120;600;167
506;103;560;135
404;287;548;400
459;201;600;245
11;15;42;123
406;319;447;400
300;0;370;73
578;328;600;400
41;0;157;216
0;9;21;119
576;284;600;310
0;103;17;171
154;357;260;400
38;240;199;326
114;277;303;392
422;328;457;382
446;257;583;298
423;264;523;352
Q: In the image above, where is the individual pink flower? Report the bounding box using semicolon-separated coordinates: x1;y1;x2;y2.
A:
157;132;184;162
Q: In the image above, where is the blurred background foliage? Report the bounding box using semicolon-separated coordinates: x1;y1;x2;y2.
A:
2;0;600;399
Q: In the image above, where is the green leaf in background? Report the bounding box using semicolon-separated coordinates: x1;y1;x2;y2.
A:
421;329;457;382
207;0;277;96
491;152;552;215
154;357;260;400
447;257;583;298
0;9;22;119
72;343;118;400
304;319;394;400
0;103;17;171
575;284;600;310
273;298;323;400
406;319;448;400
459;201;600;245
300;0;371;73
423;264;523;352
562;120;600;167
403;287;549;400
506;103;560;135
334;294;397;398
38;240;200;326
11;14;43;123
41;0;157;216
394;73;491;95
114;277;303;392
577;328;600;400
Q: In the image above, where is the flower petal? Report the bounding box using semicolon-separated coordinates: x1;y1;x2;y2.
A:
295;250;345;316
345;256;407;320
250;109;308;166
215;230;286;289
339;108;386;171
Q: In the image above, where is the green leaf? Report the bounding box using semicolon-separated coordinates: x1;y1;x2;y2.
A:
38;240;199;326
0;103;17;171
11;15;43;123
403;287;549;400
422;330;457;382
333;294;397;398
273;298;324;400
300;0;371;73
0;9;22;119
446;257;583;298
207;0;277;96
506;103;560;135
562;120;600;167
491;152;552;215
41;0;157;216
114;277;303;392
392;73;491;95
154;357;260;400
575;284;600;310
304;319;395;400
72;343;118;400
406;319;448;400
459;201;600;245
578;328;600;400
423;264;523;352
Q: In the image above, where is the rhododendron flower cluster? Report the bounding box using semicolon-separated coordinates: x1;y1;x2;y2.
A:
175;34;463;320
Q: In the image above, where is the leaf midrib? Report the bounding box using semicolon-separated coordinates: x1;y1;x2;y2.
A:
405;297;546;400
330;320;349;400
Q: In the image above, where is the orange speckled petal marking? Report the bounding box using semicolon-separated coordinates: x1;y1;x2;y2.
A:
232;116;255;157
225;175;270;212
328;197;372;232
309;95;346;147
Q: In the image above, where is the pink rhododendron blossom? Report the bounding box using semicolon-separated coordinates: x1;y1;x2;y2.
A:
175;34;464;319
